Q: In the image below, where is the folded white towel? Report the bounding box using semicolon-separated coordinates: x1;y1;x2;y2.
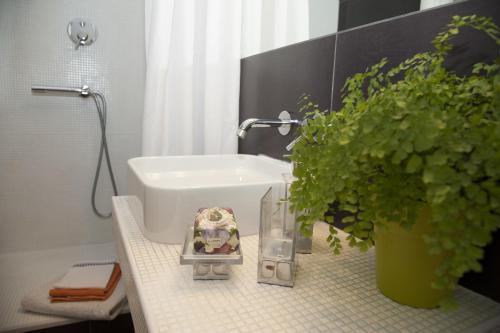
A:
53;262;115;289
21;276;127;321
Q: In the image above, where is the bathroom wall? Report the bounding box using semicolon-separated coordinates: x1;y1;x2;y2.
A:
338;0;420;31
0;0;145;253
331;0;500;110
239;35;335;159
239;0;499;162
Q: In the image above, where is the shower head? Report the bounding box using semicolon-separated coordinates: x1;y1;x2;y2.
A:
31;85;90;96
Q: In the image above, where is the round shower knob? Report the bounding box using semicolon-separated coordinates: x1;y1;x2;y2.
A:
67;18;97;50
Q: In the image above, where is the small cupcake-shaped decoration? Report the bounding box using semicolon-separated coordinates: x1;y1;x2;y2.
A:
193;207;240;254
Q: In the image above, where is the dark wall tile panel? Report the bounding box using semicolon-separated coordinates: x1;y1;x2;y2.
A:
338;0;420;31
238;35;335;159
331;0;500;111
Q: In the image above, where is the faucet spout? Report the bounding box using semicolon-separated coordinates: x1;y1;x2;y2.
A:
237;111;301;139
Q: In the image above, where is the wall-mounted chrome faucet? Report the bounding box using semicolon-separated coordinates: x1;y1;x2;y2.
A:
237;111;301;139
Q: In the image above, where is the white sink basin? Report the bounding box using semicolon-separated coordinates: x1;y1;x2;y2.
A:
127;154;292;244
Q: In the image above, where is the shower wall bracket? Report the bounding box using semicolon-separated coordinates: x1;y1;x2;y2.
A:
67;18;97;50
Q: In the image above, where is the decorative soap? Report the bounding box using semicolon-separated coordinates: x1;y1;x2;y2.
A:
193;207;240;254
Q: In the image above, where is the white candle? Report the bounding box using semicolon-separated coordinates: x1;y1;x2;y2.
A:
276;262;291;281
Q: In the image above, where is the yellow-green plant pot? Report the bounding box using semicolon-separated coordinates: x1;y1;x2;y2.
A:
375;207;447;308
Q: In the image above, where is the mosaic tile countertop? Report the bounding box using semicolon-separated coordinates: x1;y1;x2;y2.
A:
112;196;500;333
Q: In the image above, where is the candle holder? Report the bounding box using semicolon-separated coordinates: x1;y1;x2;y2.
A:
180;227;243;280
295;228;313;254
257;176;297;287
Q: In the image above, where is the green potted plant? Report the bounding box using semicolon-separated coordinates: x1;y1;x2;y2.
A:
289;15;500;308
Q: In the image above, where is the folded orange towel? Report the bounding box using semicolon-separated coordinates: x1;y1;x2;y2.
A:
49;263;121;303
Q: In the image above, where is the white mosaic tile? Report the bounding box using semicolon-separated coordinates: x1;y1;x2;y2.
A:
112;196;500;333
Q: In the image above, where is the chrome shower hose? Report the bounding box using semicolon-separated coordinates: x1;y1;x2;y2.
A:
89;91;118;218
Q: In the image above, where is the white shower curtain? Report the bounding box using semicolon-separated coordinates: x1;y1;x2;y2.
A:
143;0;309;156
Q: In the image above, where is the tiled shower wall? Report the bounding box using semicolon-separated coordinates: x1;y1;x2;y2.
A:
0;0;145;253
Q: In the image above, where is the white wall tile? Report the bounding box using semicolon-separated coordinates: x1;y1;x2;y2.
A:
0;0;145;253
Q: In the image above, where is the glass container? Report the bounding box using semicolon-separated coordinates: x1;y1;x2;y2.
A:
257;175;297;287
295;228;313;254
180;226;243;280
